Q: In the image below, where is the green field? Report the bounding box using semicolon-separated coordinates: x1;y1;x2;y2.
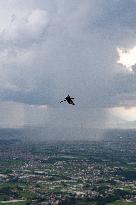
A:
0;201;26;205
108;200;136;205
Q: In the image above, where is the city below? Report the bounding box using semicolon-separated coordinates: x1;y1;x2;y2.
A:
0;128;136;205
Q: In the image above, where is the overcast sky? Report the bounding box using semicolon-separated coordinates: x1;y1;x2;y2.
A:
1;0;136;130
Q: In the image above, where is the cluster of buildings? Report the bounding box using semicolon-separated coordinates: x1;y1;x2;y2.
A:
0;135;136;204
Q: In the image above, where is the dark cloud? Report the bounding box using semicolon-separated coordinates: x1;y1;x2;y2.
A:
0;1;136;128
0;0;135;107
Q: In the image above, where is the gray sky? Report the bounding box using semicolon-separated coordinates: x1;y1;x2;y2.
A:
1;0;136;129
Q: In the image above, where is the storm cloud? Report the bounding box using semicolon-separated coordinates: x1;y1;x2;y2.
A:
0;0;136;129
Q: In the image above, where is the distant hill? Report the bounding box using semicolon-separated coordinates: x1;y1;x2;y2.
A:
0;127;136;142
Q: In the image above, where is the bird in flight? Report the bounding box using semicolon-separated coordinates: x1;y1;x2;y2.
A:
60;95;75;105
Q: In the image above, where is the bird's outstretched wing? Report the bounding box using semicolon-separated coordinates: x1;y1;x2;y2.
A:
60;99;66;103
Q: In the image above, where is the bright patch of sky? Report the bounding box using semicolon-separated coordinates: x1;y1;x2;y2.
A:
117;46;136;72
